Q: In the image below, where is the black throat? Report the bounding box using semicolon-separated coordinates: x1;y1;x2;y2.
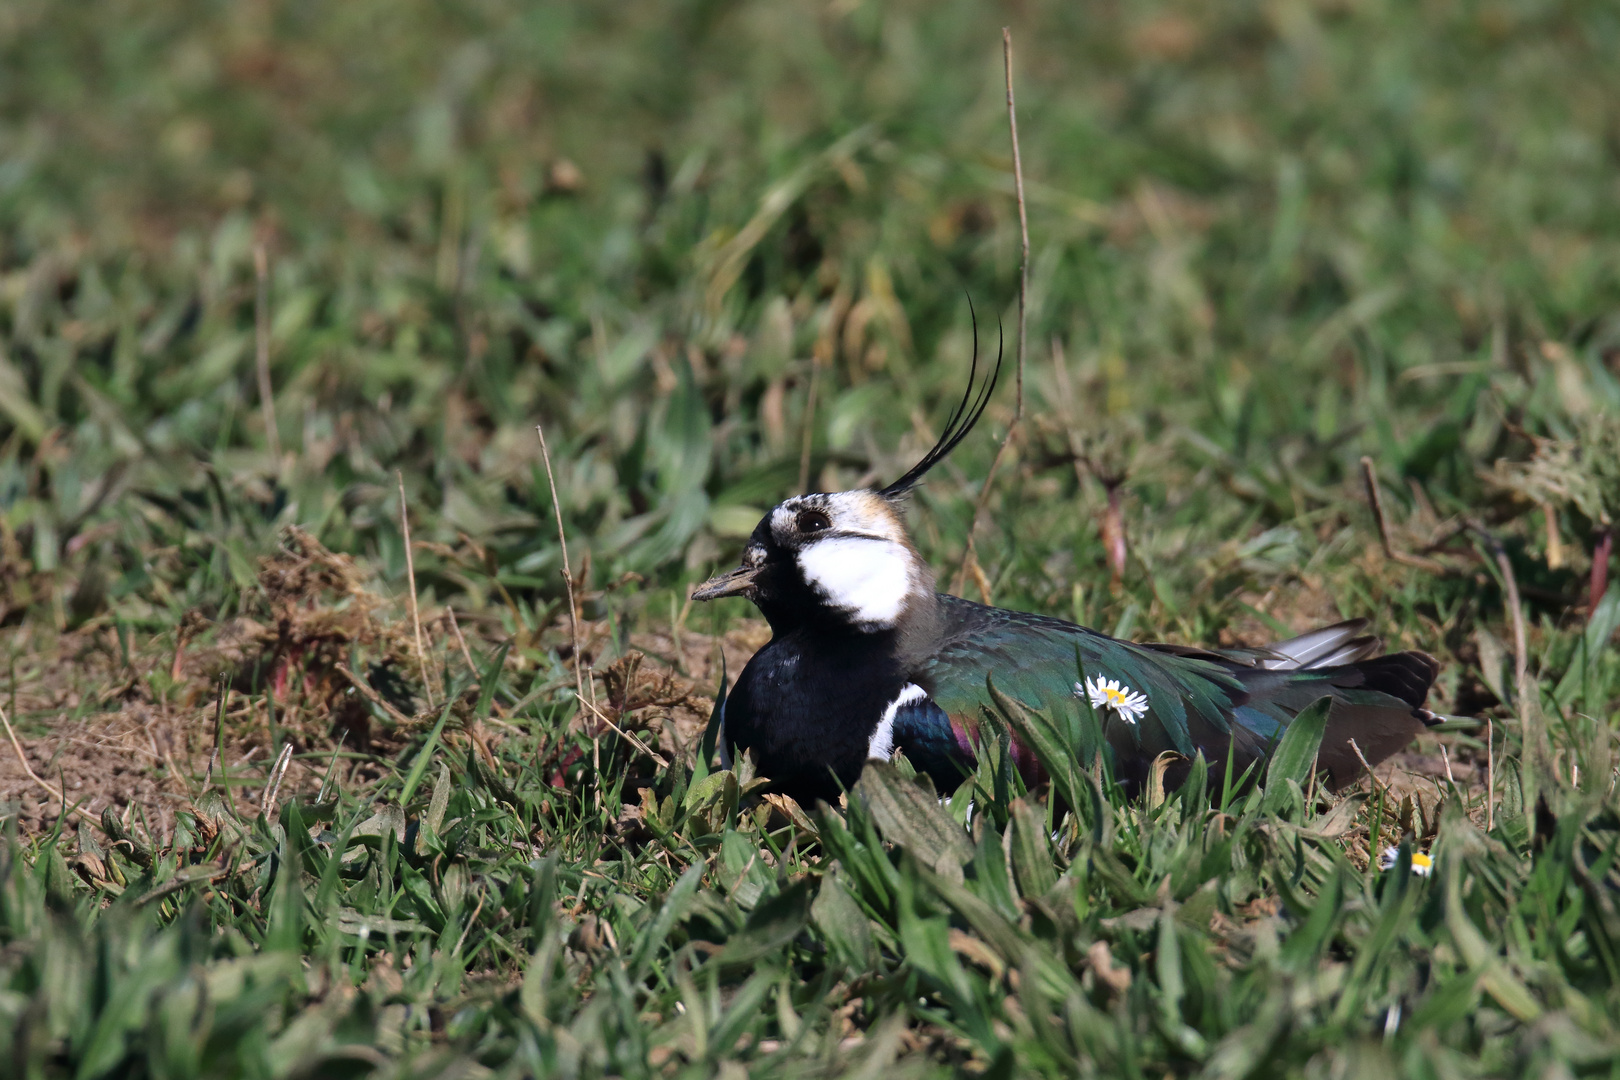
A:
724;621;914;806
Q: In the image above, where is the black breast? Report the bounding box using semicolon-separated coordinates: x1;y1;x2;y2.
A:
724;627;908;805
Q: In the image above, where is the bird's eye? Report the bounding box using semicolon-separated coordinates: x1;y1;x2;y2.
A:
796;509;832;533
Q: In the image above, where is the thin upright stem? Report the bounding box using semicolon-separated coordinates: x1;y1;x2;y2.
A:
397;470;434;711
953;29;1030;595
254;243;281;461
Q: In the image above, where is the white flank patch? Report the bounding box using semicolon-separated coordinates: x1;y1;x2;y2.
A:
869;683;928;760
797;536;913;628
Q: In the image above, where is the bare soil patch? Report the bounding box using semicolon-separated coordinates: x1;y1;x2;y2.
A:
1;530;769;846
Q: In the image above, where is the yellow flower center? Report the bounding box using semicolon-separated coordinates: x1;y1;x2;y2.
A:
1103;687;1128;705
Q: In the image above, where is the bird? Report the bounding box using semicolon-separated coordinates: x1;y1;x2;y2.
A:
691;338;1440;807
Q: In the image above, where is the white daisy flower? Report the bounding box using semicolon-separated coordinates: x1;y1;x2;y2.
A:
1376;845;1432;876
1074;676;1149;725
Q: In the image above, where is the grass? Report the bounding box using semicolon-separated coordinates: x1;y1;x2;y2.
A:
3;0;1620;1075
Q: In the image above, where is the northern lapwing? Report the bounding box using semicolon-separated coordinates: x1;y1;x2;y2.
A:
693;342;1439;806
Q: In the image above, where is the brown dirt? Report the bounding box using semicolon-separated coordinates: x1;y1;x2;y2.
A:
0;528;768;846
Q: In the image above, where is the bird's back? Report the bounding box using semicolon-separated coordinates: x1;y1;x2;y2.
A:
917;595;1438;794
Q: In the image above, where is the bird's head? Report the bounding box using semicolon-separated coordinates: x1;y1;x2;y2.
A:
693;313;1001;633
690;489;929;631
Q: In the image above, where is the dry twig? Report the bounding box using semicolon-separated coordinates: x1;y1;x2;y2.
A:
1348;736;1396;857
204;677;226;791
1;702;99;828
1592;526;1613;610
254;242;281;461
136;866;230;907
448;607;478;677
451;891;487;958
536;425;589;715
1473;521;1550;833
1362;456;1396;559
397;470;435;711
1477;531;1532;729
798;354;822;495
1487;717;1494;832
1098;475;1128;585
1348;737;1394;802
534;424;668;771
335;663;415;727
260;743;294;819
954;29;1029;596
1360;457;1448;572
537;423;603;796
587;709;669;769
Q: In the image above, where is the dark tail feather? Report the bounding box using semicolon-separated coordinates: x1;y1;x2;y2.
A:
1221;649;1441;791
1343;651;1441;711
1316;650;1440;787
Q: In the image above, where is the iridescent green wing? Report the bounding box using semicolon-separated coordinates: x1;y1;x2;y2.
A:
917;597;1244;770
917;597;1436;791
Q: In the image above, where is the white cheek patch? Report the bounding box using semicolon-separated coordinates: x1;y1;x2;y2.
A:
796;537;912;629
869;683;928;760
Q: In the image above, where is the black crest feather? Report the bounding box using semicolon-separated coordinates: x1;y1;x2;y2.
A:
877;300;1003;499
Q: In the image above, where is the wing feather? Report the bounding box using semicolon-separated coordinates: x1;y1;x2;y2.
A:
915;596;1435;793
